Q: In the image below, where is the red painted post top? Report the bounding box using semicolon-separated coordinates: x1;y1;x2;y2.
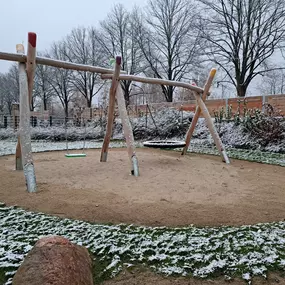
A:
116;56;122;65
28;32;37;48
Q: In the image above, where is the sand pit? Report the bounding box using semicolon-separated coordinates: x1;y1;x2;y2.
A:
0;148;284;227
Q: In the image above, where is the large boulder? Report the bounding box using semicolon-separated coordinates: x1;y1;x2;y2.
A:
13;236;93;285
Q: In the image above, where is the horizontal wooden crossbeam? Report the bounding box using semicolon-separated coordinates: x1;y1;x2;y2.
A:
0;51;127;75
101;74;206;94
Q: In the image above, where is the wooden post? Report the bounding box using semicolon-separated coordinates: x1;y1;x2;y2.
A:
182;69;217;153
116;85;139;176
15;48;24;171
18;42;37;192
195;93;230;163
182;69;229;163
145;103;148;128
15;136;22;170
26;32;37;109
100;56;121;162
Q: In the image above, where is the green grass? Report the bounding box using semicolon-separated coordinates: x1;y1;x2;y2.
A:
2;204;285;284
184;145;285;167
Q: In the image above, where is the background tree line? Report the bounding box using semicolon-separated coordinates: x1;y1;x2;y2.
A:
1;0;285;117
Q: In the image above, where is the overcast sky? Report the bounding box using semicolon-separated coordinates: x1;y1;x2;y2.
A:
0;0;147;73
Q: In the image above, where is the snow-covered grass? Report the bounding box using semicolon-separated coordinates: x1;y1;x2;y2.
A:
1;203;285;284
183;145;285;167
0;140;284;167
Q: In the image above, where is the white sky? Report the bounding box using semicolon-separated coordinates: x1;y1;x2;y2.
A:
0;0;147;73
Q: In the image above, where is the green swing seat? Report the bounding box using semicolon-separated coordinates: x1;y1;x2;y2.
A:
65;118;87;158
65;153;87;158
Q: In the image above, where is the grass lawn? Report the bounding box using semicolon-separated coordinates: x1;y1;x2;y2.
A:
1;203;285;284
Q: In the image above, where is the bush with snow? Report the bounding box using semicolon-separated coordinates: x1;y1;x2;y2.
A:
0;107;284;153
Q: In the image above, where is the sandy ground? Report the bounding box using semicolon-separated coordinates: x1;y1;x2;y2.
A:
0;148;284;227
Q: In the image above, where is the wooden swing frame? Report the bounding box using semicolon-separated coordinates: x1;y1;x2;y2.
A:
0;32;230;193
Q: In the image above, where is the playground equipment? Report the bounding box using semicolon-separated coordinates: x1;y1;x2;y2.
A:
64;119;87;158
143;141;186;149
0;32;230;193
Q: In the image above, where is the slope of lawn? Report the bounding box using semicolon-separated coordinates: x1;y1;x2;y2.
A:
1;203;285;284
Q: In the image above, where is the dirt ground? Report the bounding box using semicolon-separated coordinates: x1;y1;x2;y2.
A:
103;269;285;285
0;148;284;227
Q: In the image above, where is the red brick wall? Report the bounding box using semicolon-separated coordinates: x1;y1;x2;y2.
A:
129;95;285;117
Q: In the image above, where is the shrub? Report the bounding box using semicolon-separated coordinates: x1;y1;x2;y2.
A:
241;103;284;146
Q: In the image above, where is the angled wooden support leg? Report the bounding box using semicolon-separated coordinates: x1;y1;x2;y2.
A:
182;68;216;155
195;94;230;163
116;85;139;176
100;56;121;162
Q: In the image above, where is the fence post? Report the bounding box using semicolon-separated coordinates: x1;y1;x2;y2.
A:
4;116;7;128
262;94;266;112
225;97;229;115
145;103;148;128
49;116;52;127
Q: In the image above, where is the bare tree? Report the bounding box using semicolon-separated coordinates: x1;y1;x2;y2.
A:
97;4;144;105
63;27;105;113
47;42;74;118
34;52;55;111
0;64;19;115
258;68;285;95
198;0;285;97
134;0;201;102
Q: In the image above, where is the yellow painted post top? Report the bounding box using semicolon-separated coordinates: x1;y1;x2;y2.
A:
210;68;217;78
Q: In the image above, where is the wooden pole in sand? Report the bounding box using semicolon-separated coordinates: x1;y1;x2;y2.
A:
182;68;230;163
15;45;24;171
116;85;139;176
194;93;230;163
182;69;217;155
26;32;37;109
18;41;37;192
100;56;121;162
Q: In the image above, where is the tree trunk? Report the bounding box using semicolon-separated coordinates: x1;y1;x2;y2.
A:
124;88;130;106
87;98;92;108
43;93;48;111
86;98;92;119
44;100;47;111
121;81;131;106
65;104;68;118
165;86;173;102
8;104;12;115
236;84;248;97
